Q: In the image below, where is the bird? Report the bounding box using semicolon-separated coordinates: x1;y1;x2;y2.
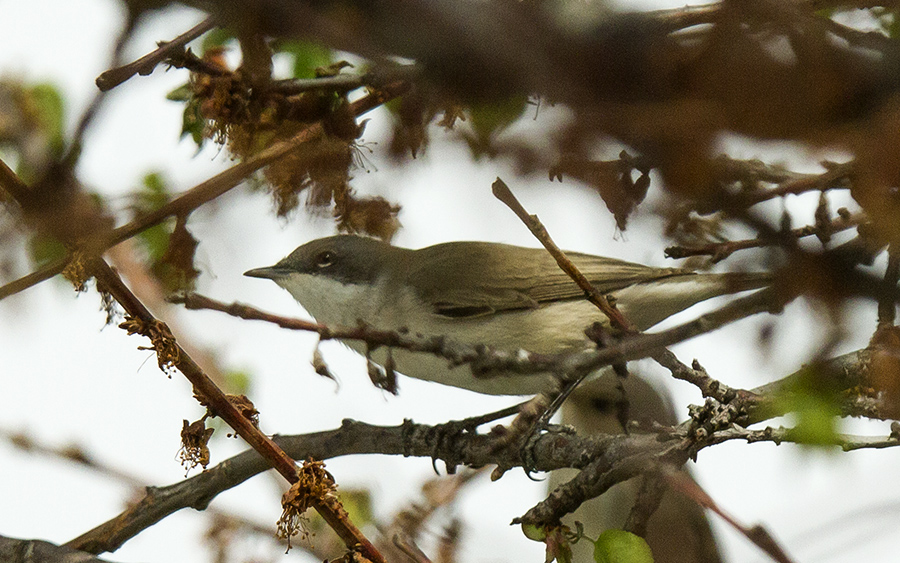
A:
244;234;769;396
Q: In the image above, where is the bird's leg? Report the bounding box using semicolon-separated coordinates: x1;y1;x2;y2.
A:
422;403;525;474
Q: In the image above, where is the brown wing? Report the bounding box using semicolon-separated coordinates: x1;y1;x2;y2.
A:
406;242;688;317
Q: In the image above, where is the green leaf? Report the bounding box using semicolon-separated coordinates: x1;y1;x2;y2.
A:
28;233;66;265
467;95;529;141
165;81;206;149
780;392;841;446
166;82;192;102
593;530;655;563
133;172;174;264
337;489;374;527
180;97;206;149
522;523;548;542
202;27;236;52
275;39;333;79
140;223;172;264
153;214;200;292
139;172;170;208
27;83;65;156
771;365;842;447
224;370;252;395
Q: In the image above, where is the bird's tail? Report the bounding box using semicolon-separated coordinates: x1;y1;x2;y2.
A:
717;271;772;293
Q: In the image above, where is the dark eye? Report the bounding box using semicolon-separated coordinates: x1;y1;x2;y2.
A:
315;250;335;268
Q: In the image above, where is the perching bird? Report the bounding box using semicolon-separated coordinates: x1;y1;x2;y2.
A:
245;234;769;395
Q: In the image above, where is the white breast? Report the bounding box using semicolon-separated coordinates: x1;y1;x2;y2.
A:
275;272;586;394
273;272;741;396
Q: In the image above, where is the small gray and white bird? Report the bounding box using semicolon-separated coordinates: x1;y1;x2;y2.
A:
244;235;769;395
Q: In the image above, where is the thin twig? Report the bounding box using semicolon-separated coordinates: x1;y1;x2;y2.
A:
663;470;796;563
379;471;479;563
0;155;30;202
270;65;420;95
272;74;368;94
95;17;217;91
651;2;719;31
702;423;900;452
492;178;634;332
0;256;67;300
171;291;560;376
683;158;854;216
743;348;900;425
666;211;865;261
736;161;853;208
171;288;779;391
171;287;781;401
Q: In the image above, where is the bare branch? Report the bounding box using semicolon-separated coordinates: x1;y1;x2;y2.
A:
728;162;854;210
85;259;384;562
492;177;634;332
170;289;783;393
169;291;558;377
0;156;384;561
60;378;898;555
267;64;418;95
64;418;653;554
0;535;117;563
666;211;865;261
745;349;884;424
1;428;321;558
95;17;217;91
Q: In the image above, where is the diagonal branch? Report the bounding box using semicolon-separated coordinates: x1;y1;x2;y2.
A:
663;470;796;563
2;428;323;559
79;259;384;562
491;177;788;405
95;17;217;91
492;177;634;332
0;159;386;561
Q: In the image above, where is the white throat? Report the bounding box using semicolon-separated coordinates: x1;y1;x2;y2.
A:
275;273;383;328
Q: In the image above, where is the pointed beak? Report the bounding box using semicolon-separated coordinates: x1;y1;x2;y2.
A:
244;266;289;280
